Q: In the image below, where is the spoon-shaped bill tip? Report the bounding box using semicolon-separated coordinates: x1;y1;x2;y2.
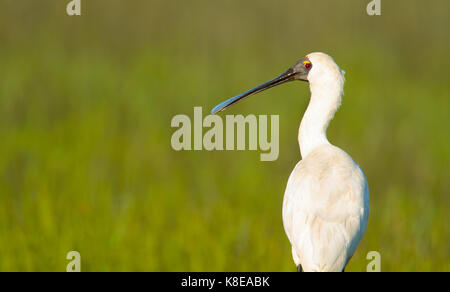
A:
211;95;242;114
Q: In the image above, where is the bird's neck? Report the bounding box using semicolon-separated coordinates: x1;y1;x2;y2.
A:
298;81;343;158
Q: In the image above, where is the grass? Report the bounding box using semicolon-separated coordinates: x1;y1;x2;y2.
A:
0;0;449;271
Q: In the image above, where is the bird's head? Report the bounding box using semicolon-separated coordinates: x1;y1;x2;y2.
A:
305;52;345;92
211;52;345;114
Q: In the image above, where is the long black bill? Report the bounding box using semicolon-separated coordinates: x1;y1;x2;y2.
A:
211;69;297;114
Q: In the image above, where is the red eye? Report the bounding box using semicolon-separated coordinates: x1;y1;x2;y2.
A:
305;62;312;69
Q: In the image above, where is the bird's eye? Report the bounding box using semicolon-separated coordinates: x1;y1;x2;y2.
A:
305;62;312;69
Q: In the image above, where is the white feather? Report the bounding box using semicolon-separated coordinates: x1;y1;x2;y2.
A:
282;53;369;272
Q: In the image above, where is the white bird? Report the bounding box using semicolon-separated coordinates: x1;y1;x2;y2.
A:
211;52;369;272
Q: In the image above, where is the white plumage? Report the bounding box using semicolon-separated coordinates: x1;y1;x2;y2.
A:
211;52;369;272
282;53;369;272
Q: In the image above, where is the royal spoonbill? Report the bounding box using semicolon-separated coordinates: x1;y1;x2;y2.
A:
211;52;369;272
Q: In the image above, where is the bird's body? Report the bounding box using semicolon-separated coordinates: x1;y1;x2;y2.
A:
283;53;369;272
283;145;369;271
212;52;369;272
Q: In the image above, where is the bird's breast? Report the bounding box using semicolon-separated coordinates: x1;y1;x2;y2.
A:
282;144;369;271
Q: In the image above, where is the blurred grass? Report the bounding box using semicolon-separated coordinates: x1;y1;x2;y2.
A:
0;0;449;271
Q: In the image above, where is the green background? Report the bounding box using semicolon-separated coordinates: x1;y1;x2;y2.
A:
0;0;449;271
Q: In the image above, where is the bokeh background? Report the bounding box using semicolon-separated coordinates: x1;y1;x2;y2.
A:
0;0;449;271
